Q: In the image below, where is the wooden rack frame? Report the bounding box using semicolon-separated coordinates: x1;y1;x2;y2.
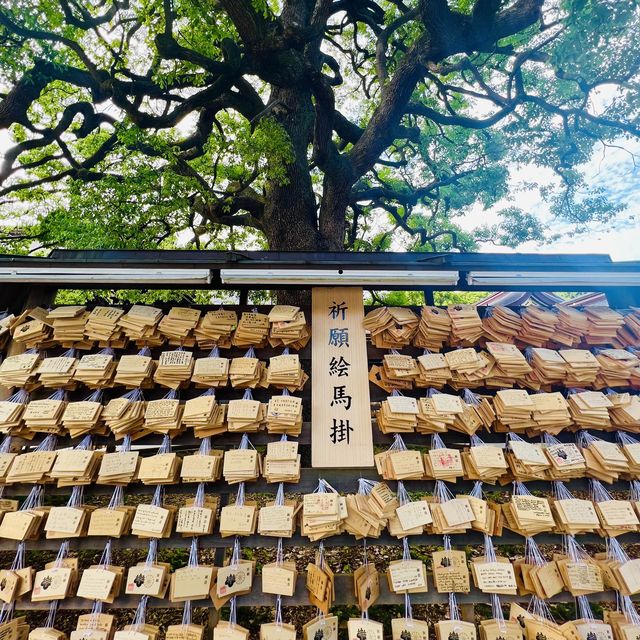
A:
1;250;640;632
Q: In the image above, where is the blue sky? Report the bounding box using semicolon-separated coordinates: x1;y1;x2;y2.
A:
464;139;640;261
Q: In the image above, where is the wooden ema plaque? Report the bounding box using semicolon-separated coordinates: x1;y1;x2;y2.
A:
312;287;373;468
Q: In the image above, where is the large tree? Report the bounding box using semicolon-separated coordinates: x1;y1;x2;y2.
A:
0;0;638;255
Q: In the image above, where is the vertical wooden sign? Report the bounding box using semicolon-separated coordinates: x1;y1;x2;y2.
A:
311;287;374;468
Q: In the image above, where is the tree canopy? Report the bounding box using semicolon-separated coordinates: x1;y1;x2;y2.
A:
0;0;638;255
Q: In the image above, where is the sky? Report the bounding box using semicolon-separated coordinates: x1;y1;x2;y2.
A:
458;139;640;261
462;84;640;262
475;144;640;261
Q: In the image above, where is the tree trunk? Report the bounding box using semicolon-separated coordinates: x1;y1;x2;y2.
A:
262;86;321;252
260;85;332;304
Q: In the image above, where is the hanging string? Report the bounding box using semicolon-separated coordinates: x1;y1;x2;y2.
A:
431;433;447;449
402;537;411;562
483;533;497;563
121;433;133;452
404;592;413;621
5;389;29;407
10;541;25;572
552;480;576;501
83;389;103;404
231;537;241;568
235;482;246;508
132;595;149;629
564;535;590;563
121;388;145;404
0;602;15;625
357;478;376;496
630;480;640;503
188;537;199;567
238;433;256;451
108;486;124;510
590;479;614;503
36;434;58;452
575;430;595;449
490;593;506;631
0;436;12;453
577;595;595;621
74;434;94;450
617;432;640;446
397;481;411;506
434;480;454;504
53;540;70;568
541;432;562;447
276;537;284;566
46;389;68;403
181;600;192;628
607;536;630;564
44;600;59;629
620;594;640;625
67;485;84;508
194;482;206;508
389;434;408;452
313;478;338;495
145;539;158;566
512;481;533;497
507;432;526;445
470;433;487;448
198;437;211;456
275;483;285;507
88;600;103;630
228;596;238;627
157;434;172;455
317;541;326;571
469;481;483;499
98;539;112;568
528;595;555;623
524;537;546;567
151;484;164;507
20;485;43;511
462;389;481;406
448;592;461;621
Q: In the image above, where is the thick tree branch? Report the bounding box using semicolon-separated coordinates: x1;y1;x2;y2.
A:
351;171;474;205
0;102;114;184
0;133;119;198
349;0;543;176
58;0;129;29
